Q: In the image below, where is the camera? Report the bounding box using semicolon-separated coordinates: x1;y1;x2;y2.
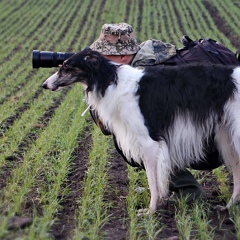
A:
32;50;75;68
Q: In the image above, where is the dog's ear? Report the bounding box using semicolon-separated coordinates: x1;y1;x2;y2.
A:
84;54;100;67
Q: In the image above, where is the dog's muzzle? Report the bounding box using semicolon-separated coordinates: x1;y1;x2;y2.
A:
42;72;59;91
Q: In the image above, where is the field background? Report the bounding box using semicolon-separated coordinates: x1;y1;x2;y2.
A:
0;0;240;239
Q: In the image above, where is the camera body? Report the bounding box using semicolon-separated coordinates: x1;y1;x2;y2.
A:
32;50;75;68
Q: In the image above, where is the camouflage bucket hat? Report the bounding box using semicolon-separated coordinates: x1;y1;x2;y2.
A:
90;23;140;55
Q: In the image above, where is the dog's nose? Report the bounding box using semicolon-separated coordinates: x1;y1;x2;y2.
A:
42;83;48;89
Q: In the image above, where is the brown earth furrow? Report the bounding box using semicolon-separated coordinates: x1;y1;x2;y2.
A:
100;149;129;240
50;128;93;240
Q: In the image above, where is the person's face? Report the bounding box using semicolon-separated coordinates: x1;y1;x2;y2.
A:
104;55;122;63
104;55;134;65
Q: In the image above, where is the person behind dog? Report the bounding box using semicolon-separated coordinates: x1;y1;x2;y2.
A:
89;22;223;203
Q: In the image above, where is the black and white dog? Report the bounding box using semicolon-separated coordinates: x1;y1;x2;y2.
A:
43;48;240;214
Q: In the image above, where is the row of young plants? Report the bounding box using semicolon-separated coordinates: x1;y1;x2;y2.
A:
0;86;87;239
1;0;240;239
211;0;240;37
0;0;79;117
73;126;112;239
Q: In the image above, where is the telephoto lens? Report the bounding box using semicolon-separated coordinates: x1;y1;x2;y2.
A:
32;50;75;68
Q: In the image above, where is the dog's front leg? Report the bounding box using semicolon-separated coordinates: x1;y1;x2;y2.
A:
137;160;159;216
138;141;171;215
145;161;159;214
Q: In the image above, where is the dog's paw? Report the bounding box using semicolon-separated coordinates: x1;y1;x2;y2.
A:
137;208;149;217
137;208;152;217
213;205;227;211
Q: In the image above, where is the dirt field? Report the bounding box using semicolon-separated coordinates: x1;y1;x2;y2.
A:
1;0;240;239
48;3;239;239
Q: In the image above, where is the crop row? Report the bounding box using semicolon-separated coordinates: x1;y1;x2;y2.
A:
1;0;240;239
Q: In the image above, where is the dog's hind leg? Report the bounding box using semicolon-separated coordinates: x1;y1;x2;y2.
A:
215;125;240;209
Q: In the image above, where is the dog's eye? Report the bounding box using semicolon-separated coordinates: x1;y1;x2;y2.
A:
62;64;70;69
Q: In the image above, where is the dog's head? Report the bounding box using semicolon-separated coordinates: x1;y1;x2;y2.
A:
42;48;118;95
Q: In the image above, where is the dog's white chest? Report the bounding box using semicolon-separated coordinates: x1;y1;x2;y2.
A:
91;72;150;163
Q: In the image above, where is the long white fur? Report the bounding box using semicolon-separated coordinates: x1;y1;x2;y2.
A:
88;65;147;162
167;112;216;169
